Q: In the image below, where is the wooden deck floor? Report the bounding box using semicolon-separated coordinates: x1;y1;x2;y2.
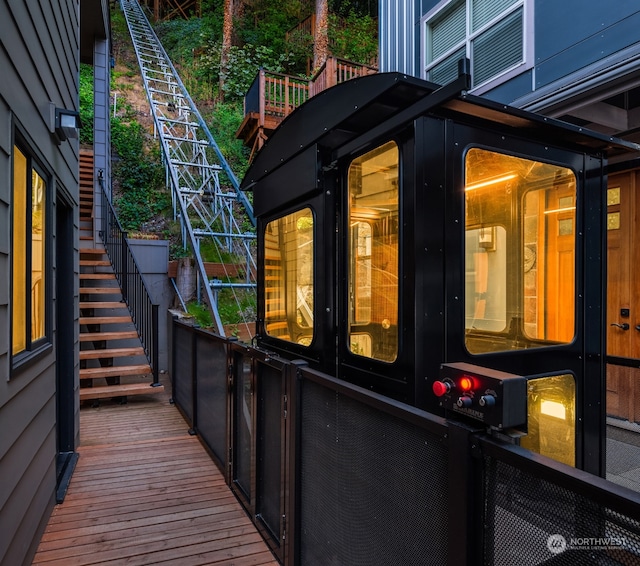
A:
32;377;278;566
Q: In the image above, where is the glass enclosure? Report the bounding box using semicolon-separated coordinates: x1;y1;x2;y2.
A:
263;208;314;345
348;141;399;362
464;148;577;354
520;373;576;467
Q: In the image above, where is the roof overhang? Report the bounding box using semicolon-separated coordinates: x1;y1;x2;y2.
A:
241;72;640;192
80;0;110;65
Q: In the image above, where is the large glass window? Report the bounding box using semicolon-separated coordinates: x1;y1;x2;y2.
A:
348;141;399;363
12;145;48;358
263;208;314;345
423;0;530;90
465;148;576;354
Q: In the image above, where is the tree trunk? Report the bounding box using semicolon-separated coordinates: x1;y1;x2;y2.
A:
219;0;235;101
313;0;329;73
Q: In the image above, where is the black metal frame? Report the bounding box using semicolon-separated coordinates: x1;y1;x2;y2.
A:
170;317;640;566
99;175;160;387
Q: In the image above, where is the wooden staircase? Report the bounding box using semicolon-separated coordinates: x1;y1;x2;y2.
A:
79;149;164;403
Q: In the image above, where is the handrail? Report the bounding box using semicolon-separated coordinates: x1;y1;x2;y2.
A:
98;175;160;387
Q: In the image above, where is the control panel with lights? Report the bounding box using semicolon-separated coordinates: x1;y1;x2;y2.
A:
432;362;527;429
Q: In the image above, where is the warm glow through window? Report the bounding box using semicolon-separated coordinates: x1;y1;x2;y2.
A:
464;148;576;354
348;141;399;362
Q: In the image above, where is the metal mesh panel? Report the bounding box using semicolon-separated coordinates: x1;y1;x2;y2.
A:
195;336;228;467
234;354;253;499
257;362;283;544
173;325;193;423
299;379;448;566
484;457;640;565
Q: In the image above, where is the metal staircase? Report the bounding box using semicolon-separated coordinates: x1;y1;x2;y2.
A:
120;0;256;337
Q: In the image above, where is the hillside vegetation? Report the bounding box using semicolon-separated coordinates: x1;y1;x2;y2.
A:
80;1;377;242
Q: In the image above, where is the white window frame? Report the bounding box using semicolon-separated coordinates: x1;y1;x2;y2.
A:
421;0;534;94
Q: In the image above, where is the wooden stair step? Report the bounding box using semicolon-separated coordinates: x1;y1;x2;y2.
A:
79;248;107;255
79;287;123;295
80;259;111;267
80;346;145;360
80;316;132;325
80;273;116;280
80;301;127;309
79;382;164;401
80;364;152;380
80;330;139;342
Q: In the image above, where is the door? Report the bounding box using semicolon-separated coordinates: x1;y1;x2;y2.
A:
606;171;640;422
55;194;77;501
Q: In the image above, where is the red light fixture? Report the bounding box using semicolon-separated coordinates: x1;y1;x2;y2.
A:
458;376;474;392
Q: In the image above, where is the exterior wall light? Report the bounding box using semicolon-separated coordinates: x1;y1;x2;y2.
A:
55;108;81;141
49;102;81;143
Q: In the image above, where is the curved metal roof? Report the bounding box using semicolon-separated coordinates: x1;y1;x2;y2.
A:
240;71;640;191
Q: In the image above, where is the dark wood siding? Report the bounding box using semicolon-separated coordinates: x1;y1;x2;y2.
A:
0;0;84;564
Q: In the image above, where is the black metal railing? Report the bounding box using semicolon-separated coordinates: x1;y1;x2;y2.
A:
99;176;160;386
171;318;640;566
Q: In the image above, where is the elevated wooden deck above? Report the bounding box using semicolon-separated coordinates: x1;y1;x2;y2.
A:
236;56;377;160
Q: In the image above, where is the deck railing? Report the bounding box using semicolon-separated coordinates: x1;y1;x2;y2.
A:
99;176;160;386
244;56;377;123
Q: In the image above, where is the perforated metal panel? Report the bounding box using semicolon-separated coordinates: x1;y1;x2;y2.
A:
484;458;640;565
173;325;194;423
299;379;449;566
257;362;283;545
234;354;253;500
195;336;228;467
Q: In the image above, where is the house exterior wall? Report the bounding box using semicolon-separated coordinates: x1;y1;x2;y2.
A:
381;1;640;111
0;1;81;564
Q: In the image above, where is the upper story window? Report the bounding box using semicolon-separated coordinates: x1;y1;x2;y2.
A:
12;144;50;363
423;0;531;91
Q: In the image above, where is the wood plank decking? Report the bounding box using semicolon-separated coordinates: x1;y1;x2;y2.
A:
32;379;278;566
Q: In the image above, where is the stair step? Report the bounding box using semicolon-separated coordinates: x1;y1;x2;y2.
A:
80;301;127;309
80;259;111;267
80;273;116;280
80;316;132;325
79;248;107;255
79;382;164;401
80;364;152;380
80;330;140;342
80;346;145;360
79;287;123;295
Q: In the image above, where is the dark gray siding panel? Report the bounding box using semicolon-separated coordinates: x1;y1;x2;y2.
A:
483;69;533;105
0;0;81;565
535;1;640;63
535;10;640;89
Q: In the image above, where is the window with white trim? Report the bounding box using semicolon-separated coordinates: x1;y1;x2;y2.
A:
423;0;530;91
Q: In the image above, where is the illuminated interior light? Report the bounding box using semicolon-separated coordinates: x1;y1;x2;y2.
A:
543;206;576;215
459;376;473;391
540;400;566;420
465;173;517;191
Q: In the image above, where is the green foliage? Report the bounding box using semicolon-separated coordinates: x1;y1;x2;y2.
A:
111;117;169;232
155;18;210;60
216;289;257;325
186;301;213;327
79;64;94;144
238;0;308;55
328;11;378;65
206;101;250;178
